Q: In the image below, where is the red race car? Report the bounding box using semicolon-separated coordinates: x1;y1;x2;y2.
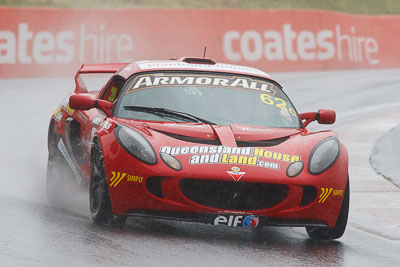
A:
47;57;349;240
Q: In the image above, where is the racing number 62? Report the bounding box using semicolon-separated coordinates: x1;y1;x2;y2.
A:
260;94;297;117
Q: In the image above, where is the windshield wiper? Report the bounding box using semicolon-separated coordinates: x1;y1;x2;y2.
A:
123;106;216;125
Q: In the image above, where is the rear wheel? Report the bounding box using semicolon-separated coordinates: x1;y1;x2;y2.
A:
306;177;350;240
90;141;127;225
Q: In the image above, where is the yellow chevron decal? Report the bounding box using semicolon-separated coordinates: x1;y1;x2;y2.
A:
318;188;333;203
110;171;117;182
113;173;127;187
110;172;127;187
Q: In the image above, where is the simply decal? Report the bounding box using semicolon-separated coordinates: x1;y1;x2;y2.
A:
333;189;344;196
318;188;344;203
110;171;144;187
127;175;144;183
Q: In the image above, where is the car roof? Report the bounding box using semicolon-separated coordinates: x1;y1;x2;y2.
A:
74;58;279;94
117;57;276;82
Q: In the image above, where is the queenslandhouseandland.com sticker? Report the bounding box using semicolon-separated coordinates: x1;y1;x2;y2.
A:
160;145;300;170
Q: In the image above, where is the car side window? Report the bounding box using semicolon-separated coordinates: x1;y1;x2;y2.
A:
102;77;125;103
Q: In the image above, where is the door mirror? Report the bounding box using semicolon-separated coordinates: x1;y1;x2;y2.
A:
300;109;336;127
69;94;95;110
69;94;113;116
317;109;336;124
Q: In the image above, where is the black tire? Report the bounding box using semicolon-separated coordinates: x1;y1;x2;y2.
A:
306;177;350;240
90;141;127;225
46;124;73;204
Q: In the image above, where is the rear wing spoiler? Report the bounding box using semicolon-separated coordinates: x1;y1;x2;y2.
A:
74;63;129;93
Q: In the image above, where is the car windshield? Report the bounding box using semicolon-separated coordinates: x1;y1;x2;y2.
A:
114;72;301;128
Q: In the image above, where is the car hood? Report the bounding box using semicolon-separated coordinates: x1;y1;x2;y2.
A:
112;119;338;181
116;119;302;145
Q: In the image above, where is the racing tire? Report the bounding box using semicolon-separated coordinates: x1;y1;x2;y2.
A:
306;177;350;240
90;141;127;225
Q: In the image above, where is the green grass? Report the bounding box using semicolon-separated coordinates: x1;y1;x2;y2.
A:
1;0;400;14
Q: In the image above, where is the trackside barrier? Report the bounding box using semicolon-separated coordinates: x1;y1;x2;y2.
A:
1;7;400;78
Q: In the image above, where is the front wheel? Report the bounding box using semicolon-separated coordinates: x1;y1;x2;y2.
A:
89;141;127;225
306;177;350;240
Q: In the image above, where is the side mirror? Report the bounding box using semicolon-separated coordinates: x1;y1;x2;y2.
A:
300;109;336;127
69;94;95;110
69;94;113;116
317;109;336;124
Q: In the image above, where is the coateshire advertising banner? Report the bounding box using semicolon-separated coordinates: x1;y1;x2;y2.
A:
1;8;399;78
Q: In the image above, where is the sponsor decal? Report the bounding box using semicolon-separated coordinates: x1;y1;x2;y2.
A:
53;97;74;123
214;214;259;227
226;166;246;182
63;103;74;115
76;111;88;124
60;97;74;115
160;146;300;170
98;120;113;133
110;171;143;187
0;22;133;66
243;215;259;227
57;139;82;184
127;175;144;183
92;115;105;127
333;189;344;197
100;120;112;130
127;73;277;95
318;188;344;203
53;108;63;122
223;24;379;65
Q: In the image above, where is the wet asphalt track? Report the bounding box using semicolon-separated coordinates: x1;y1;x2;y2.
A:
1;69;400;266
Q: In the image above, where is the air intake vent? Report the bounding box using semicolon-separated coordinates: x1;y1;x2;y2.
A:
183;58;216;65
180;179;288;211
146;176;164;199
300;185;317;207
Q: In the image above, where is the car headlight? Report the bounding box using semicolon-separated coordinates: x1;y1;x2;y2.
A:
160;153;182;171
308;137;340;175
114;125;157;165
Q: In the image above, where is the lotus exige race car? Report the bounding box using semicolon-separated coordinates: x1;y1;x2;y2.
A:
47;57;349;240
